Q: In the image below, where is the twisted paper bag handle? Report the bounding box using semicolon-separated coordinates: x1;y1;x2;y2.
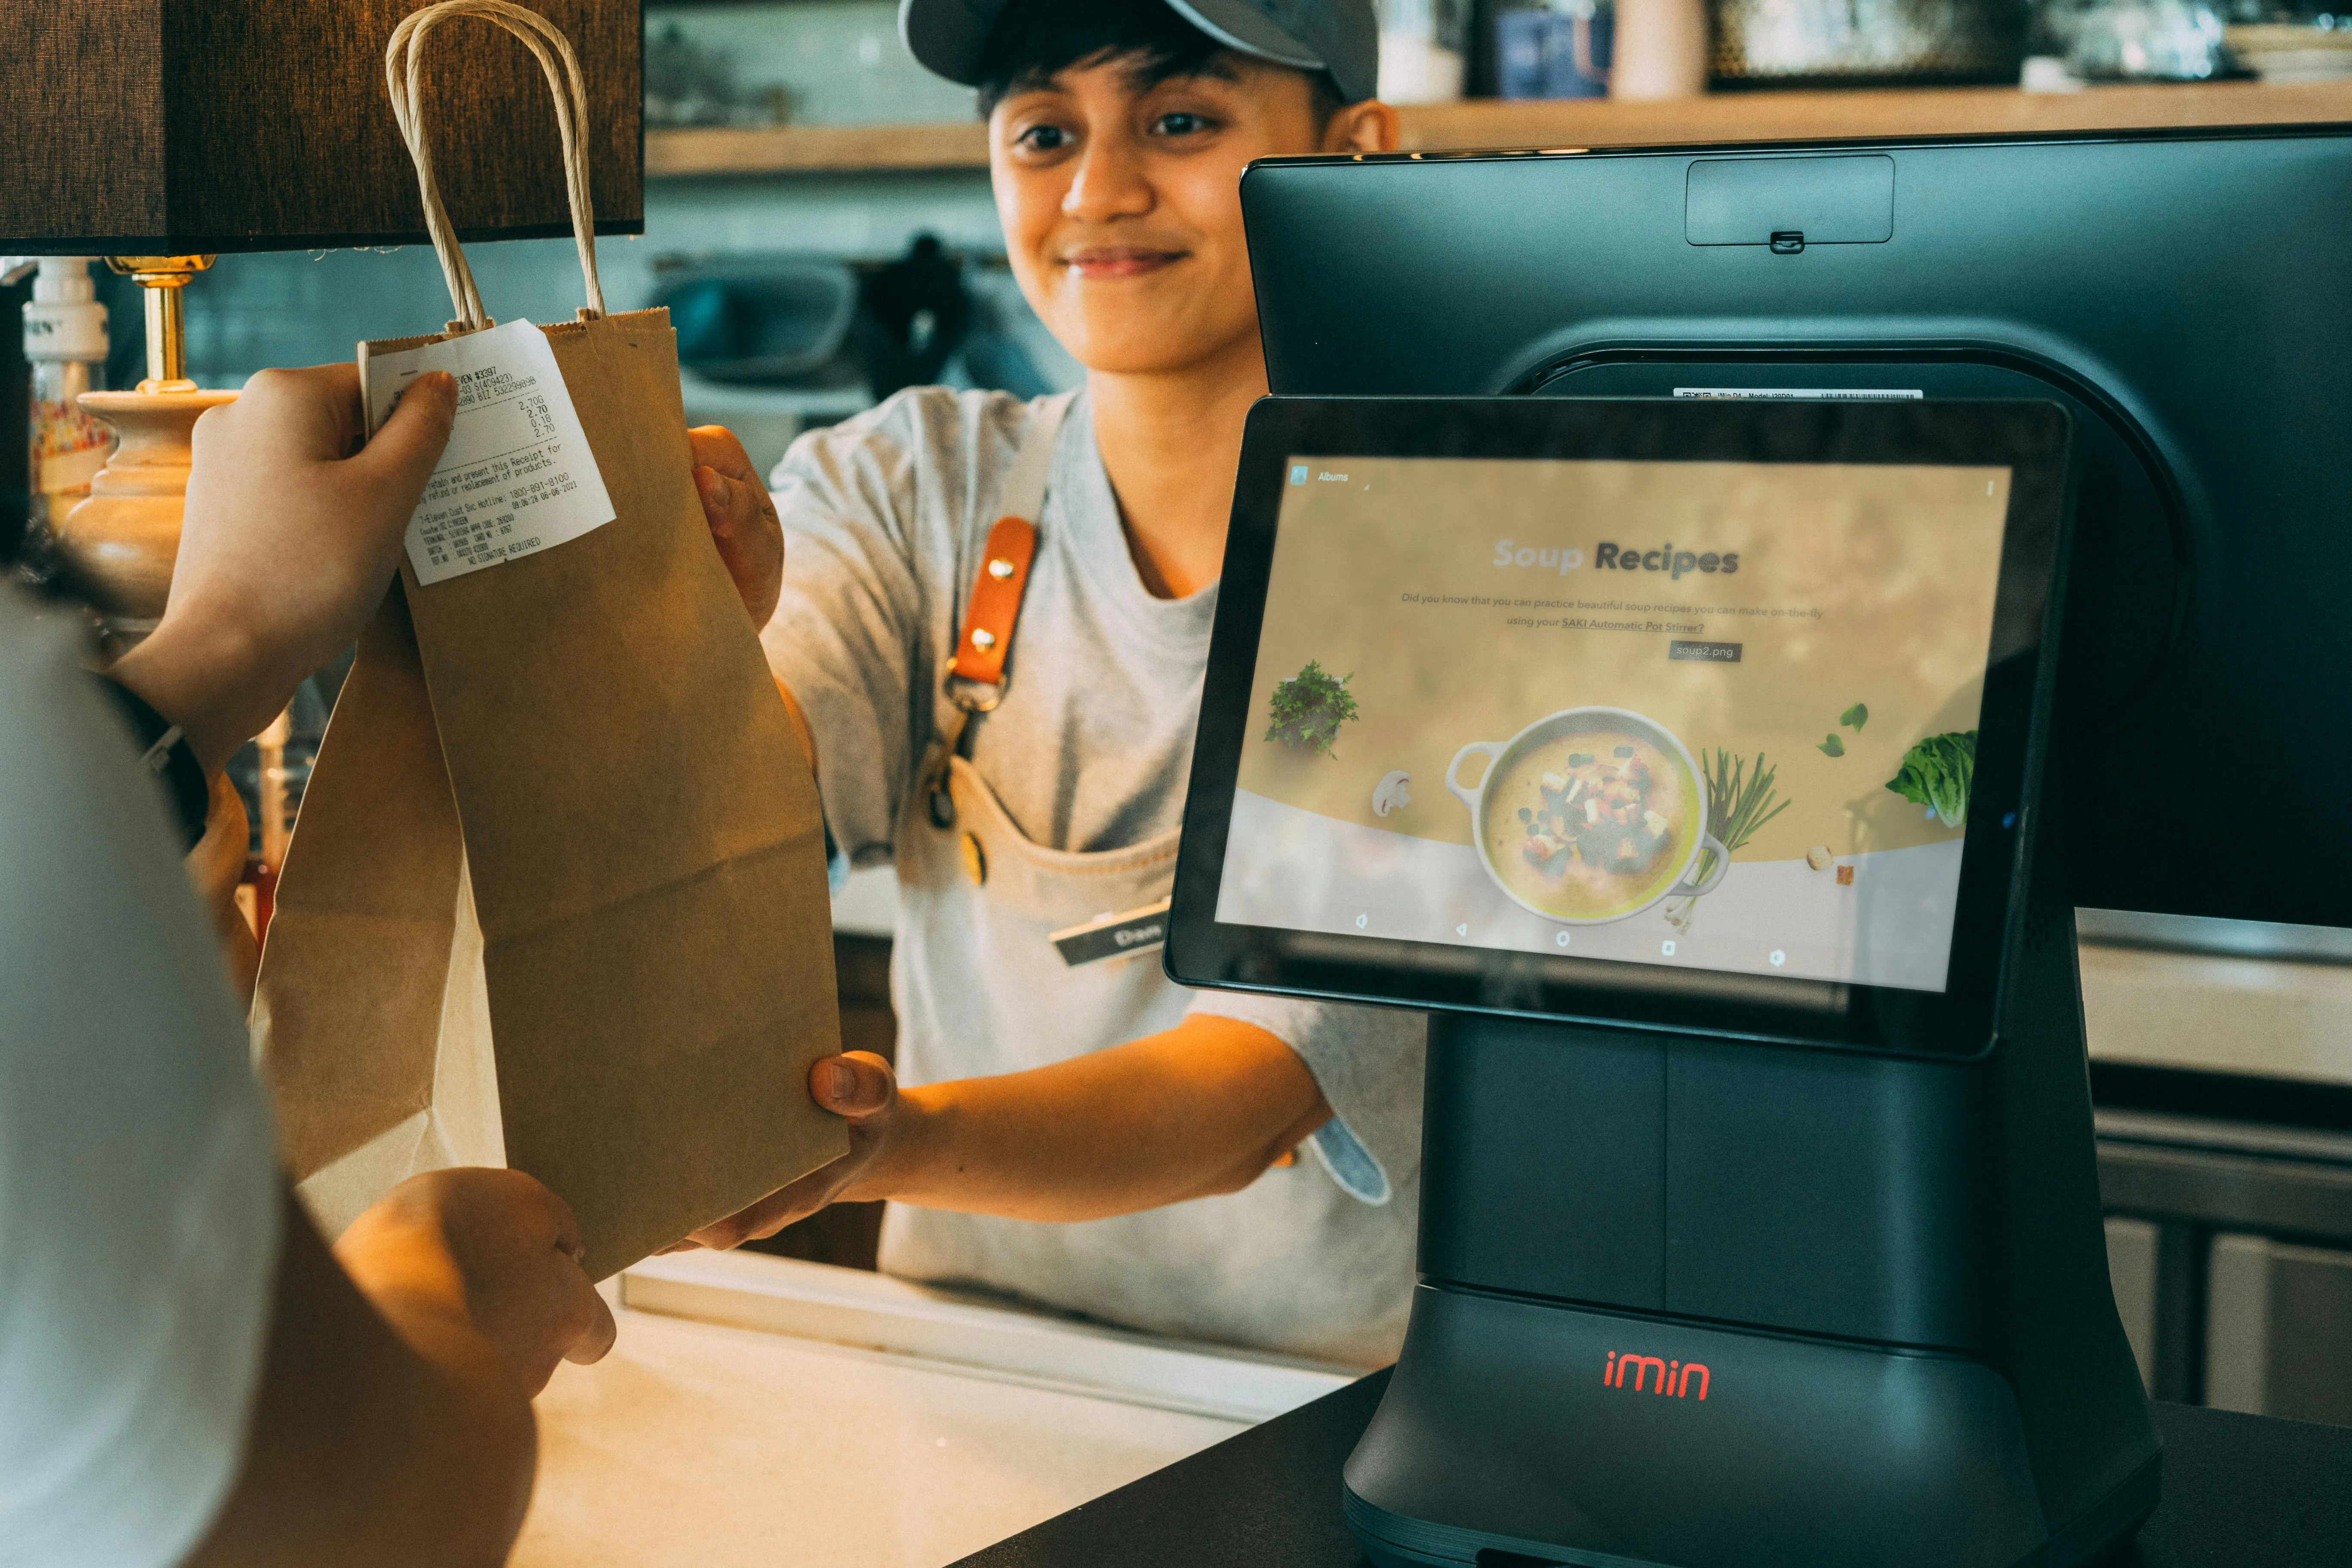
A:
385;0;607;332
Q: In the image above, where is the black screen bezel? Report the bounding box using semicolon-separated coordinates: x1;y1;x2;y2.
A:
1166;396;2073;1058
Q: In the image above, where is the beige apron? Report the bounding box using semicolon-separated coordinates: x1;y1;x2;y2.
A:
877;397;1411;1366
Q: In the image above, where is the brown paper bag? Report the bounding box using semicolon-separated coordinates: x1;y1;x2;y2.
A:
253;1;842;1276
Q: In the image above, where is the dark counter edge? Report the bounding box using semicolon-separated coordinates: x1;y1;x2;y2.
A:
950;1368;2352;1568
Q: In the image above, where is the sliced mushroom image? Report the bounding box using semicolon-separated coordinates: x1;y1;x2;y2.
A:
1372;771;1413;817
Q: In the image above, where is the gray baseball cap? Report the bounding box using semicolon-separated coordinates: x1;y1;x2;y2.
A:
899;0;1379;105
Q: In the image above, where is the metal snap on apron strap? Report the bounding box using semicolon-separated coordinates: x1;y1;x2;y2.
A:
950;515;1038;692
925;392;1074;830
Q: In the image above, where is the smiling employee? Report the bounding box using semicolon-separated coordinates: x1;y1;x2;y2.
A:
683;0;1421;1365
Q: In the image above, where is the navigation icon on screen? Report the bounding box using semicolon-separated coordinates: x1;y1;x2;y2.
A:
1355;913;1368;929
1661;940;1677;956
1769;949;1787;967
1456;923;1469;938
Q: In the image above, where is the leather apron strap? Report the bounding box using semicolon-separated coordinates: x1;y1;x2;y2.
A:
925;391;1073;828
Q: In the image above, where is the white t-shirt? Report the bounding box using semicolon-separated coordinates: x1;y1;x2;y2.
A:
0;587;281;1567
765;389;1426;1365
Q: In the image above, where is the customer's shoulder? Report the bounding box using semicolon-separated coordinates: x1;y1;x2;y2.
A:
0;584;86;726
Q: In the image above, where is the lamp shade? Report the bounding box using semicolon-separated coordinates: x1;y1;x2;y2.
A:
0;0;642;253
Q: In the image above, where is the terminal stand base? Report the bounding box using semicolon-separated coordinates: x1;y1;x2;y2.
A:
1346;997;2160;1568
1344;1283;2159;1568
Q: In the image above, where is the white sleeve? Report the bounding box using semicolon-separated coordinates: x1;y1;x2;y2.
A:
761;387;1030;868
1184;991;1427;1206
761;390;953;866
0;595;282;1568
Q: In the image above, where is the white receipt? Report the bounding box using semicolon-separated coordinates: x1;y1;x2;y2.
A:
363;318;615;585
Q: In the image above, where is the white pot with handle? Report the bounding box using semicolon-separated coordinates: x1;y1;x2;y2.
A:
1447;705;1729;925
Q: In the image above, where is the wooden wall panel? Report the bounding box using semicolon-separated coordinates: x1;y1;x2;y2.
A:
2;0;640;252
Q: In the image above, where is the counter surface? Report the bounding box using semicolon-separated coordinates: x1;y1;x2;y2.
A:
508;1251;1353;1568
513;1306;1242;1567
953;1369;2352;1567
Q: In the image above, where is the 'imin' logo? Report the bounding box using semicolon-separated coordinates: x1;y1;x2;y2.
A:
1605;1351;1710;1400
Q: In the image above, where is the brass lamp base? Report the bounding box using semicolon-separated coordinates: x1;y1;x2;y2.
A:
59;387;238;636
54;255;229;640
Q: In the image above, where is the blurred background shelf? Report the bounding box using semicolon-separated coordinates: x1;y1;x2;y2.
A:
647;78;2352;177
649;119;987;174
1392;75;2352;144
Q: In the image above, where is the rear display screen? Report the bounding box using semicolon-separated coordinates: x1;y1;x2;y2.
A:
1215;454;2011;993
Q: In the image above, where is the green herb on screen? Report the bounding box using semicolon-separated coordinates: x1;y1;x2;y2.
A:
1886;730;1978;829
1818;733;1846;757
1264;660;1359;758
1695;749;1791;885
1840;702;1869;731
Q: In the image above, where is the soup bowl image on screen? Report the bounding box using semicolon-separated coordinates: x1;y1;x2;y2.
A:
1447;707;1728;924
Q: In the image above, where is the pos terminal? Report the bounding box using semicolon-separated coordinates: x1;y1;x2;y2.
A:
1165;397;2158;1566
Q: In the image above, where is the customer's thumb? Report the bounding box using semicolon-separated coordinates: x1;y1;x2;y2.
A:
356;370;457;489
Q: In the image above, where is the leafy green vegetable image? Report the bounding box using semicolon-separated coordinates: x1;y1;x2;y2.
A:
1886;730;1978;829
1264;660;1359;758
1840;702;1869;731
1818;733;1846;757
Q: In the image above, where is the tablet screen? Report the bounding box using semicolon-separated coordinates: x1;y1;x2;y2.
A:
1214;454;2012;993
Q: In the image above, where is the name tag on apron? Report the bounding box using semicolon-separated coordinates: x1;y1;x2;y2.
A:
1049;898;1172;967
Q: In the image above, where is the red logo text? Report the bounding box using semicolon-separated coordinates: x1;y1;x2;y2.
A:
1605;1351;1710;1400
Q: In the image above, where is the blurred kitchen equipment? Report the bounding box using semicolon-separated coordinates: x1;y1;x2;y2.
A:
2225;18;2352;79
1709;0;2031;86
645;18;794;127
650;236;1055;406
2065;0;2238;78
855;234;973;400
654;255;863;384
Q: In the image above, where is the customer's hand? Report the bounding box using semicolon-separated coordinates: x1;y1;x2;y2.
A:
336;1166;616;1397
689;424;784;630
671;1051;900;1251
185;773;260;1005
110;363;457;772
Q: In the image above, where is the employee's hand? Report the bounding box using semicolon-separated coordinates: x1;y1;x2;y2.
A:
336;1166;616;1397
671;1051;901;1251
689;424;784;630
110;363;457;773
